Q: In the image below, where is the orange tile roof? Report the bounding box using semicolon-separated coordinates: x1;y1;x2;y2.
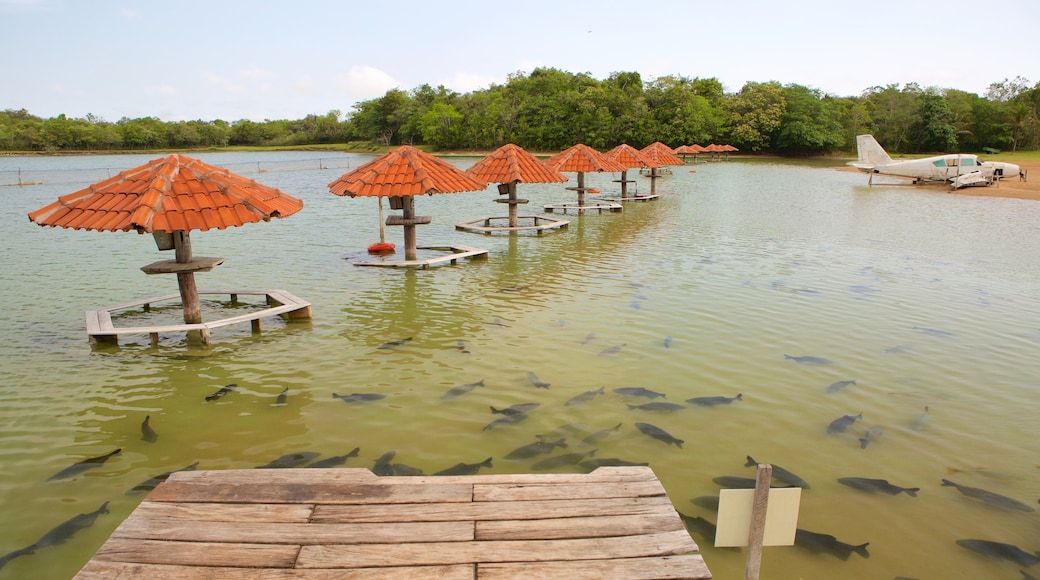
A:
640;142;685;166
605;144;661;169
544;144;626;173
328;145;486;197
673;144;701;154
465;143;566;184
27;154;303;233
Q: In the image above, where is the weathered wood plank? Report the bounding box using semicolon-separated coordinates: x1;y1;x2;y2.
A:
111;519;475;544
401;466;657;486
475;513;684;541
147;480;473;504
90;538;300;568
296;530;698;568
124;501;315;524
474;480;666;502
75;561;476;579
313;496;675;524
477;555;712;580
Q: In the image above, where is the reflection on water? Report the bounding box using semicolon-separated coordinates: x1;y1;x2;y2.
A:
1;153;1038;579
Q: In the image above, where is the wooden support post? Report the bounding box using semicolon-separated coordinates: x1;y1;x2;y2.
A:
230;293;238;305
507;182;519;228
250;319;261;334
402;196;418;261
745;464;772;580
173;231;203;329
576;172;586;207
620;169;629;198
149;333;159;347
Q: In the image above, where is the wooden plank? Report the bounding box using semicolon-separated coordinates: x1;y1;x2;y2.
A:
89;538;300;568
126;501;315;523
110;518;474;544
85;310;103;335
296;530;698;568
148;481;473;504
474;480;666;502
98;293;182;312
387;466;657;486
203;304;304;329
75;561;476;579
475;513;684;541
478;555;712;580
313;496;675;524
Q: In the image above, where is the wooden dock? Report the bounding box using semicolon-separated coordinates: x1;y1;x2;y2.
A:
74;466;711;579
353;244;489;268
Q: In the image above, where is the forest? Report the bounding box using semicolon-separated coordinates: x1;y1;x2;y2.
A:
2;68;1038;155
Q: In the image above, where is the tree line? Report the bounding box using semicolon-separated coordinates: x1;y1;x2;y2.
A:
2;69;1038;155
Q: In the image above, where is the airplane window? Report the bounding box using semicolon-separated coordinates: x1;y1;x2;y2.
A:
933;159;946;167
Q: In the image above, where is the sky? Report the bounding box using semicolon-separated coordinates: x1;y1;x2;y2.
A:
2;0;1037;123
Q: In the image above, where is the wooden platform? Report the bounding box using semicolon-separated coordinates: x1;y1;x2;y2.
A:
74;466;711;579
543;201;623;215
455;215;570;235
354;244;489;268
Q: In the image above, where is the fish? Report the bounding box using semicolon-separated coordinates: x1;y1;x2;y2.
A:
859;425;884;449
372;451;396;476
332;392;386;403
490;403;540;416
455;341;470;354
35;501;111;549
955;539;1040;567
499;285;528;292
598;343;626;356
911;406;929;431
378;336;412;349
0;544;36;570
676;513;739;552
391;463;425;476
486;318;509;327
944;466;1015;482
531;450;596;471
686;393;742;407
256;451;321;469
613;387;667;399
565;387;604;406
434;457;492;476
140;415;158;442
205;383;236;401
941;479;1035;512
126;461;200;494
912;326;954;338
663;336;672;348
582;423;622;445
580;458;649;469
690;495;720;511
441;379;485;400
537;423;589;440
527;372;550;389
505;438;567;460
483;414;529;431
635;422;683;448
274;387;288;406
784;354;833;365
306;447;361;468
884;344;913;354
744;456;810;489
712;476;759;489
827;413;863;434
46;448;122;481
630;301;641;310
627;402;685;412
826;379;856;393
838;477;919;497
580;333;596;344
794;528;870;560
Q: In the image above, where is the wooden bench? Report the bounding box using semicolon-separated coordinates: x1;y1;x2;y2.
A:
354;245;489;269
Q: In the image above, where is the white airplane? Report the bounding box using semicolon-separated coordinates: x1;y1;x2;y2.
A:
849;134;1025;189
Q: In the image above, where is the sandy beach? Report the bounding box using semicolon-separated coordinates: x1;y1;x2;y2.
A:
876;159;1040;201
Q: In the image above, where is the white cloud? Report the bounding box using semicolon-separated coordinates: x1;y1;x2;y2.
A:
439;72;498;93
204;72;246;95
336;65;400;100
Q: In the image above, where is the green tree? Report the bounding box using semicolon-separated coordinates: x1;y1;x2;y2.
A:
727;81;785;151
772;84;844;154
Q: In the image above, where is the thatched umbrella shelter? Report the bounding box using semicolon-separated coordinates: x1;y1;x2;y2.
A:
640;142;685;194
673;144;701;163
328;146;486;261
465;143;566;228
605;144;660;199
544;144;625;210
28;154;304;327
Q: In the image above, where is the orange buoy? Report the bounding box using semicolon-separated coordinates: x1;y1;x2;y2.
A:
367;242;396;254
588;188;600;193
689;170;697;173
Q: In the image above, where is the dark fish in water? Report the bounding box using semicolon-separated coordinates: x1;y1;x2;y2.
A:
434;457;492;476
630;301;641;310
505;438;567;460
744;455;810;489
627;402;685;412
676;512;740;552
687;393;742;406
306;447;360;468
372;451;396;476
47;448;122;481
487;318;509;327
378;336;412;349
690;495;720;511
527;372;550;389
256;451;321;469
663;336;673;348
537;423;589;440
441;379;485;400
580;457;648;469
598;343;626;356
275;387;288;406
483;413;529;431
955;539;1040;567
713;476;759;489
0;544;36;570
205;383;236;401
912;326;954;338
785;354;833;365
826;379;856;393
580;332;596;345
911;406;929;431
455;341;470;354
499;285;528;292
794;528;870;560
332;392;386;403
391;463;424;476
126;461;199;494
859;425;884;449
140;415;158;442
490;403;540;416
635;422;683;448
531;450;596;471
941;479;1035;512
827;413;863;434
565;387;604;406
838;477;918;497
885;344;913;354
582;423;622;445
35;502;110;550
614;387;666;399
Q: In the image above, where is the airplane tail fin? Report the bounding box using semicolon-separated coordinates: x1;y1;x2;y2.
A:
854;135;893;167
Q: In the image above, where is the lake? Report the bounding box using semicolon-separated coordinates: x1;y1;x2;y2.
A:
0;152;1038;579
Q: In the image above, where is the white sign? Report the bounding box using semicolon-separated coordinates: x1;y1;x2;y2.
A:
714;487;801;547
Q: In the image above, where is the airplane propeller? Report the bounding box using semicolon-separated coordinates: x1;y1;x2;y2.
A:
1021;169;1028;182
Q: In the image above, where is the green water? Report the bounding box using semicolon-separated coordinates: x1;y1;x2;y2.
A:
0;153;1038;579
